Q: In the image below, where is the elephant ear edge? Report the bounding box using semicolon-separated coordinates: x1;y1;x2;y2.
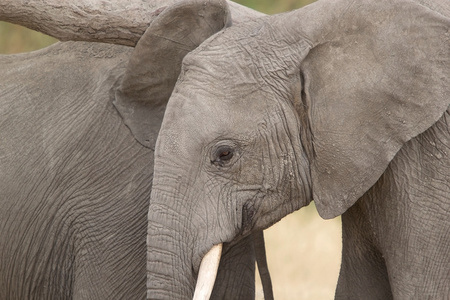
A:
296;0;450;219
113;0;232;148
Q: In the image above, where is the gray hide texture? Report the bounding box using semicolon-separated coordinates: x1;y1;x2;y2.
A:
0;41;150;299
148;0;449;298
0;0;268;299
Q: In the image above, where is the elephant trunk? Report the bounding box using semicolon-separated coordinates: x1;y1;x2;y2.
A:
146;200;195;299
147;182;223;299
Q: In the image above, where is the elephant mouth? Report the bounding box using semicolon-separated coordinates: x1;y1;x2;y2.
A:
192;244;223;300
192;191;262;299
241;200;257;234
192;202;256;299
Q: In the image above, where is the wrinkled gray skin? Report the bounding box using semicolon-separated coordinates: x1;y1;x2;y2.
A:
0;42;151;300
0;1;268;299
148;0;450;298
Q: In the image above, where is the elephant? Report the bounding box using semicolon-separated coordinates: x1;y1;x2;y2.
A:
145;0;450;298
0;1;273;299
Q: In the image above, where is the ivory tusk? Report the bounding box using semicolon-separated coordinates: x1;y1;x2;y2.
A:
192;244;223;300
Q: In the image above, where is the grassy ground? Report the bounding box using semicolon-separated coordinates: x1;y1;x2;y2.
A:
256;203;342;299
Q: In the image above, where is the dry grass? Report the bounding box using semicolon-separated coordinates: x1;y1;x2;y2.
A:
256;203;342;299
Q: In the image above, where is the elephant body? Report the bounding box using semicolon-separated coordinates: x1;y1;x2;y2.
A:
0;1;270;298
0;41;152;299
338;108;450;298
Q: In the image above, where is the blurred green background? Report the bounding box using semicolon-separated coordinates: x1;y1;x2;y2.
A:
234;0;315;13
0;0;315;54
0;21;57;54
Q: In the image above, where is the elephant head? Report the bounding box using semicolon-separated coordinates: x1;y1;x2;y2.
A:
146;0;449;298
112;0;273;299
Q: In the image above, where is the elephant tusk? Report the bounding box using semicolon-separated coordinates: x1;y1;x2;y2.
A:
192;243;223;300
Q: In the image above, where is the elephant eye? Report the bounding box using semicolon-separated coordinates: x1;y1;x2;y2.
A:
219;150;233;161
211;145;235;167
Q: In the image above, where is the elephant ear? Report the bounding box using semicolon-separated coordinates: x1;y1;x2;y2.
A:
290;0;450;218
113;0;231;148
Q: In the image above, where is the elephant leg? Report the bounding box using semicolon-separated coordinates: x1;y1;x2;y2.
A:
368;110;450;298
335;200;393;300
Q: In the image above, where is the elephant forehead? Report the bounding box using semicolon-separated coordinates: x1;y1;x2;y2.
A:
180;23;271;93
182;14;302;90
158;86;269;157
182;52;262;96
167;88;263;132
